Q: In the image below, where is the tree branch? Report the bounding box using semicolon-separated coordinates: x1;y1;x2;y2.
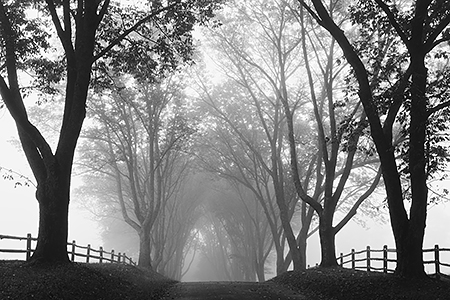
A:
373;0;409;46
334;166;382;233
427;99;450;117
92;3;177;62
45;0;74;56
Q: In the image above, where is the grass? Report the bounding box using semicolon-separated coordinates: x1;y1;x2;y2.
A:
2;260;450;299
270;266;450;300
0;260;176;300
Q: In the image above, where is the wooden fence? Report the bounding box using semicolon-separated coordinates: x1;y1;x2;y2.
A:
0;233;135;265
338;245;450;279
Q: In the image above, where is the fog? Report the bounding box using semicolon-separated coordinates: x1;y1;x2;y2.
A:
1;107;450;280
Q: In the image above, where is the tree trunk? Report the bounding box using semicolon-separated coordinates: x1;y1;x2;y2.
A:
275;244;286;274
318;217;338;267
297;231;308;269
393;39;428;278
395;223;426;277
255;261;265;282
138;229;152;269
277;199;303;270
30;177;70;264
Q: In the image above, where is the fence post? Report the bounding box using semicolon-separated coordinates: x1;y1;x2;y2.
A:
26;233;32;261
366;246;371;272
383;245;388;273
86;244;91;263
351;249;355;270
118;252;121;263
123;253;127;264
434;244;441;280
339;253;343;267
111;249;114;263
71;240;76;262
99;246;103;263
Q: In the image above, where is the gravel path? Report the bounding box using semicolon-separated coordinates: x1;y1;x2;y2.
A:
160;281;307;300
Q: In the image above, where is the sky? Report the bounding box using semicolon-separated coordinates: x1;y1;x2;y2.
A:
1;104;450;277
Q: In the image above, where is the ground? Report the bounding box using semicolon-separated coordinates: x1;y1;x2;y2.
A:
0;260;174;300
1;260;450;299
270;267;450;300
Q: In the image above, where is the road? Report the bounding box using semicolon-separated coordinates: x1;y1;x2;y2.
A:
160;281;308;300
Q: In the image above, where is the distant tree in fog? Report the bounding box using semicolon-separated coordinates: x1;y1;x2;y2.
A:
194;76;298;274
200;180;273;282
78;75;200;275
193;0;384;271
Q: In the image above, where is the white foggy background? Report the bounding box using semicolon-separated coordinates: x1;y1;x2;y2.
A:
1;106;450;280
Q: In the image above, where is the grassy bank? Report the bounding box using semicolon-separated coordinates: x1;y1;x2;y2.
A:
270;267;450;300
0;260;176;300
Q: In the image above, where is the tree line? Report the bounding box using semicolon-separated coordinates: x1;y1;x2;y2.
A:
0;0;449;280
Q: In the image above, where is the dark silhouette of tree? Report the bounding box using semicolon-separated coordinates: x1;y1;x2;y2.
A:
299;0;450;277
0;0;221;264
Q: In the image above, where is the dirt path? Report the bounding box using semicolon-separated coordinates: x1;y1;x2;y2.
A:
159;281;307;300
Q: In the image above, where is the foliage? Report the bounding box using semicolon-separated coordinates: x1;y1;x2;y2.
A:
93;0;223;86
0;166;35;188
349;0;450;190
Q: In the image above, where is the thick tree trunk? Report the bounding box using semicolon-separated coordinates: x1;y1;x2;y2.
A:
393;39;428;278
318;217;338;267
30;176;70;264
395;224;426;277
138;229;152;269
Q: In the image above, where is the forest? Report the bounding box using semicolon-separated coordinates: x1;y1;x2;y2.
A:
0;0;449;284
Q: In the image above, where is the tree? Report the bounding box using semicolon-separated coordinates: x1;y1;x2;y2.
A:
300;0;450;277
0;0;221;264
280;1;384;267
197;0;383;270
196;0;309;271
194;75;299;274
79;76;197;271
208;179;273;281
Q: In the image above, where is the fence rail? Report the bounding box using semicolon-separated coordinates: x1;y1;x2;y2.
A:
338;245;450;280
0;233;135;266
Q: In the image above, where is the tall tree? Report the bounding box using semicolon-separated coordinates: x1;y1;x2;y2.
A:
194;76;297;274
300;0;450;277
0;0;221;264
79;76;196;270
281;1;383;267
197;0;383;270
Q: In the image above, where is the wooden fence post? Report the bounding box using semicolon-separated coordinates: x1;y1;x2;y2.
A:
71;240;76;262
99;246;103;263
339;253;343;267
434;244;441;280
383;245;388;273
111;249;114;263
26;233;32;261
351;249;355;270
118;252;121;263
86;244;91;263
366;246;371;272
